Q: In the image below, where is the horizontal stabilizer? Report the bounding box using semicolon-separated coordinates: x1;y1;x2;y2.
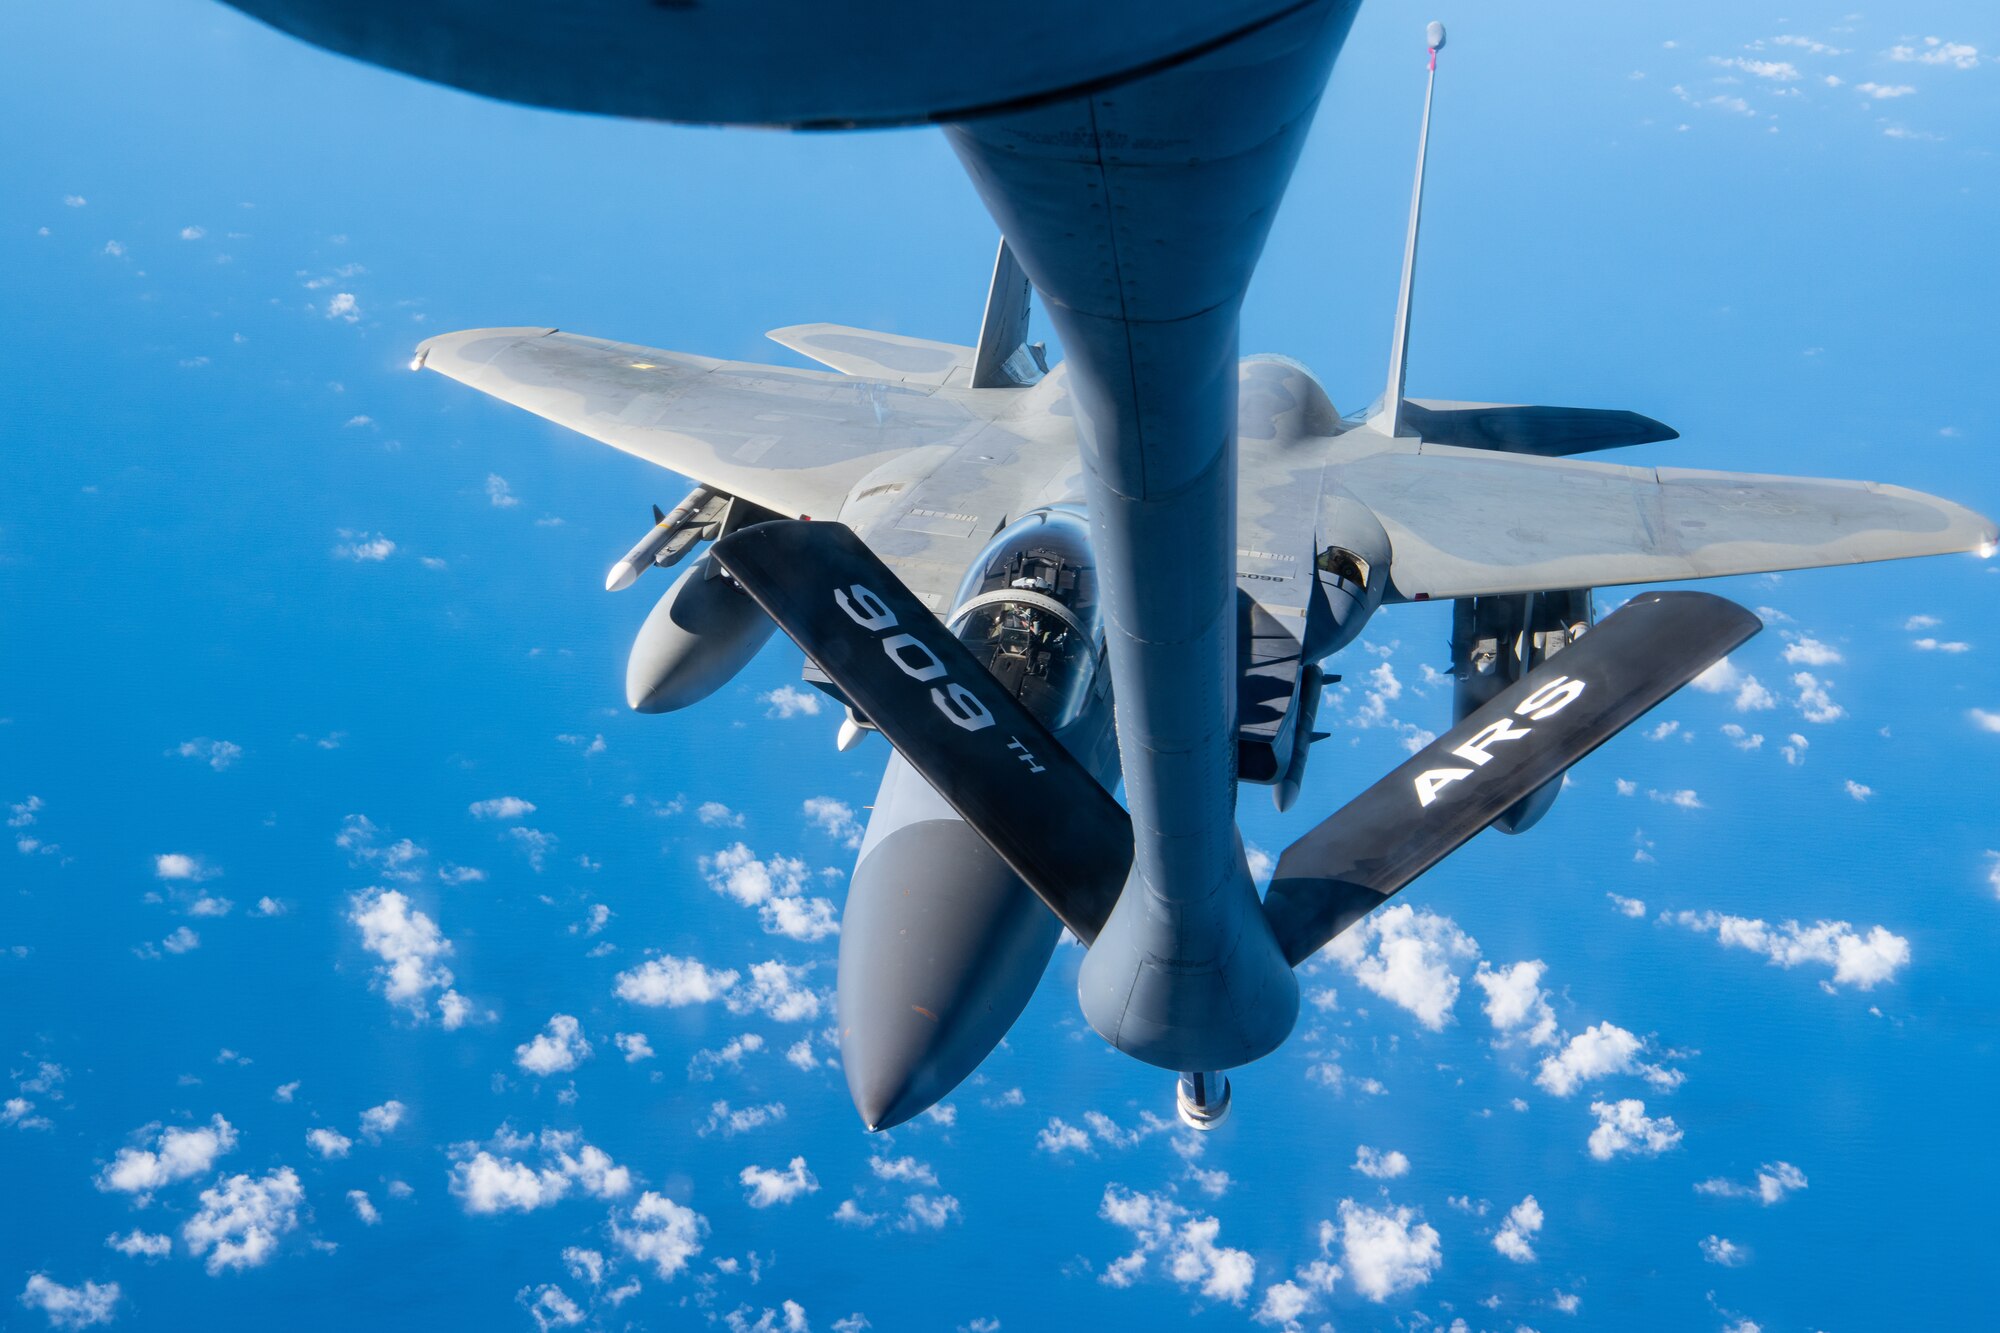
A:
1263;591;1761;966
1401;399;1677;456
712;520;1131;944
765;324;973;385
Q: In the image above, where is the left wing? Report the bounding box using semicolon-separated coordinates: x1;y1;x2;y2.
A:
1331;438;1996;601
416;326;987;523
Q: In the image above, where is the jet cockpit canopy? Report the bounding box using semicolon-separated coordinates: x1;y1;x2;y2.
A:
948;507;1102;731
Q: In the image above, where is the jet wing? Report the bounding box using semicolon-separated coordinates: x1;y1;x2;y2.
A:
415;326;989;524
765;324;975;386
1330;439;1996;601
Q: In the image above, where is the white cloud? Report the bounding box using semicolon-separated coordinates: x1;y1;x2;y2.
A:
349;888;463;1023
451;1152;569;1214
1586;1099;1682;1160
761;685;823;719
104;1230;171;1259
1323;904;1479;1031
614;1033;655;1063
1608;894;1646;919
154;852;217;882
331;530;395;562
97;1115;238;1200
1986;851;2000;900
507;826;557;871
1887;38;1980;69
306;1127;352;1159
1721;723;1764;751
740;1157;818;1208
804;797;864;849
613;1192;708;1279
1670;911;1910;989
1701;1234;1749;1267
1781;637;1843;666
1646;720;1680;742
689;1032;764;1081
1912;636;1971;653
1968;708;2000;733
1856;82;1918;99
1781;733;1810;765
18;1275;119;1328
614;955;739;1007
697;801;745;828
701;843;841;942
515;1014;592;1077
326;292;360;321
348;1190;380;1225
1493;1195;1543;1263
1333;1199;1442;1302
182;1168;305;1273
1037;1117;1093;1154
336;815;427;882
1648;788;1704;810
869;1154;938;1187
1904;614;1942;631
1535;1022;1682;1098
1791;673;1844;723
159;926;201;955
1712;57;1800;80
1696;1161;1807;1205
1844;780;1874;802
726;960;823;1023
1351;1146;1409;1180
699;1101;786;1138
897;1194;963;1233
485;473;520;508
468;796;535;820
1098;1186;1256;1304
172;738;243;771
3;1097;50;1130
360;1100;406;1141
1473;960;1558;1047
1689;657;1776;711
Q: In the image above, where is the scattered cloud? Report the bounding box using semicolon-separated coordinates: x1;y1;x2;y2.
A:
1689;658;1775;711
172;738;243;771
18;1275;119;1328
350;887;469;1025
1886;37;1980;69
1968;708;2000;734
104;1230;171;1260
698;1101;786;1138
1696;1161;1807;1205
1781;637;1843;666
1322;904;1479;1031
612;1192;708;1279
515;1015;592;1077
1791;673;1844;723
1608;894;1646;919
1536;1023;1682;1098
1912;637;1970;653
614;955;740;1008
154;852;218;882
1098;1186;1257;1305
1701;1235;1750;1267
96;1115;237;1201
1351;1146;1410;1180
305;1127;352;1159
331;529;395;561
1332;1199;1441;1302
1844;780;1874;802
183;1168;305;1273
688;1033;764;1082
1855;81;1917;99
701;844;840;942
803;797;864;849
360;1100;406;1141
614;1032;655;1063
1493;1195;1543;1263
469;796;536;820
761;686;823;719
1669;911;1910;990
1586;1099;1682;1160
485;474;520;508
740;1157;818;1208
1474;960;1558;1047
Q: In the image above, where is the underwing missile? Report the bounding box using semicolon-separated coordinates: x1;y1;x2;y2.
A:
605;488;716;591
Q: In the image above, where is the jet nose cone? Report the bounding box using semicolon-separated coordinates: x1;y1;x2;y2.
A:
837;816;1065;1132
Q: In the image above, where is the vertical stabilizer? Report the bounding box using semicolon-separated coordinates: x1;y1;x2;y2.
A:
1367;22;1445;438
970;238;1045;388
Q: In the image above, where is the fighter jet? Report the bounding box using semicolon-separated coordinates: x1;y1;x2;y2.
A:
225;2;1995;1130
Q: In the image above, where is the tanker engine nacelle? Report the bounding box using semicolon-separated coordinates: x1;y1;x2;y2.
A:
618;488;783;713
1450;588;1594;834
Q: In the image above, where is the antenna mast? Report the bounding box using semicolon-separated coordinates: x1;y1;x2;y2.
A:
1368;21;1445;439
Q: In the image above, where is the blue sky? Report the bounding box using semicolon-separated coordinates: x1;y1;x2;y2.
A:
3;1;1997;1330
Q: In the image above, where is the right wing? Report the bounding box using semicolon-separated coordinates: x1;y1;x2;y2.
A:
416;326;988;523
1331;438;1996;601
